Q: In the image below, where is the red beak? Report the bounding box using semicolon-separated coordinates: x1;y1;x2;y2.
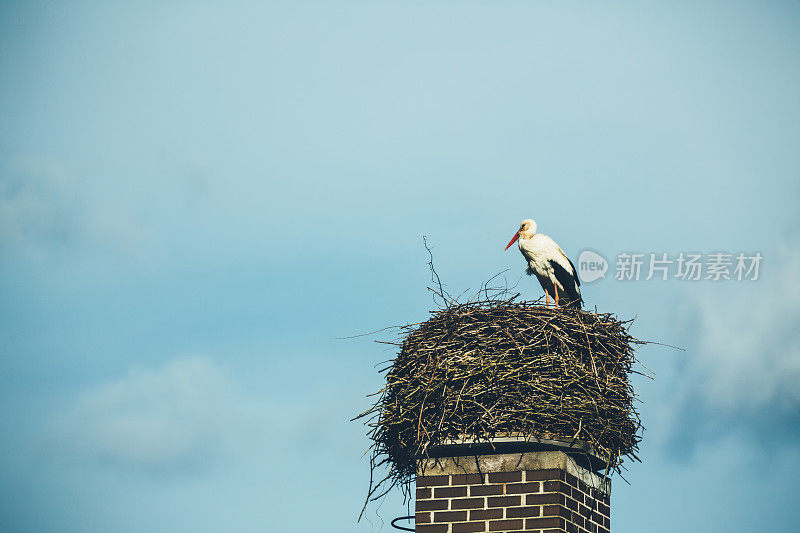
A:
504;232;519;250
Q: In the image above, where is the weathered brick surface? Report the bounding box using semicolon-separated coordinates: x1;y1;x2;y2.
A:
435;486;468;498
506;482;542;494
487;495;520;508
527;516;566;529
452;521;487;533
488;471;522;483
471;484;504;496
452;473;486;485
418;475;451;487
488;518;524;531
525;468;563;481
526;492;564;505
417;525;448;533
506;505;541;518
434;510;469;522
418;499;449;511
451;498;485;510
469;508;503;520
416;461;611;532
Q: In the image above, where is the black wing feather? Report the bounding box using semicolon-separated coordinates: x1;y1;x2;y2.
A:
548;259;583;309
566;256;580;287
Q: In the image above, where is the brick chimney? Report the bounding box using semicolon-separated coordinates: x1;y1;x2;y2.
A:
415;439;610;533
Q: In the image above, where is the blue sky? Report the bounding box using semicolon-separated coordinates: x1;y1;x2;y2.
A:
1;2;799;532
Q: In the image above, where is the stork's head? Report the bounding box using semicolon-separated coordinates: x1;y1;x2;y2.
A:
504;219;537;250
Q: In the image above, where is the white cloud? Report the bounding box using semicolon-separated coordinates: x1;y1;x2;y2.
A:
0;158;150;257
0;159;79;250
686;243;800;412
53;355;342;475
57;357;244;470
0;157;210;259
661;241;800;450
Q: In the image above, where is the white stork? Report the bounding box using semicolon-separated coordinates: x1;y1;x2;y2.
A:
504;219;582;309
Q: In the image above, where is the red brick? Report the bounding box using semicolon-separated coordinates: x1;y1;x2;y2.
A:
470;508;503;520
565;497;579;511
416;511;431;524
451;498;485;510
417;525;448;533
452;522;487;533
433;510;468;522
525;468;563;481
506;505;541;518
543;480;570;493
434;486;468;498
452;473;485;485
564;472;579;488
471;484;504;496
488;471;522;483
525;516;565;529
488;519;524;531
417;487;432;499
487;495;521;507
526;493;564;505
543;504;569;518
505;482;541;494
417;499;448;512
418;475;450;487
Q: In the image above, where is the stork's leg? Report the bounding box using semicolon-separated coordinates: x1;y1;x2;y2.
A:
554;283;559;307
545;291;550;307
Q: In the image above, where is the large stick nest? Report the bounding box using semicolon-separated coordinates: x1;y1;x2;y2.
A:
356;297;646;505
